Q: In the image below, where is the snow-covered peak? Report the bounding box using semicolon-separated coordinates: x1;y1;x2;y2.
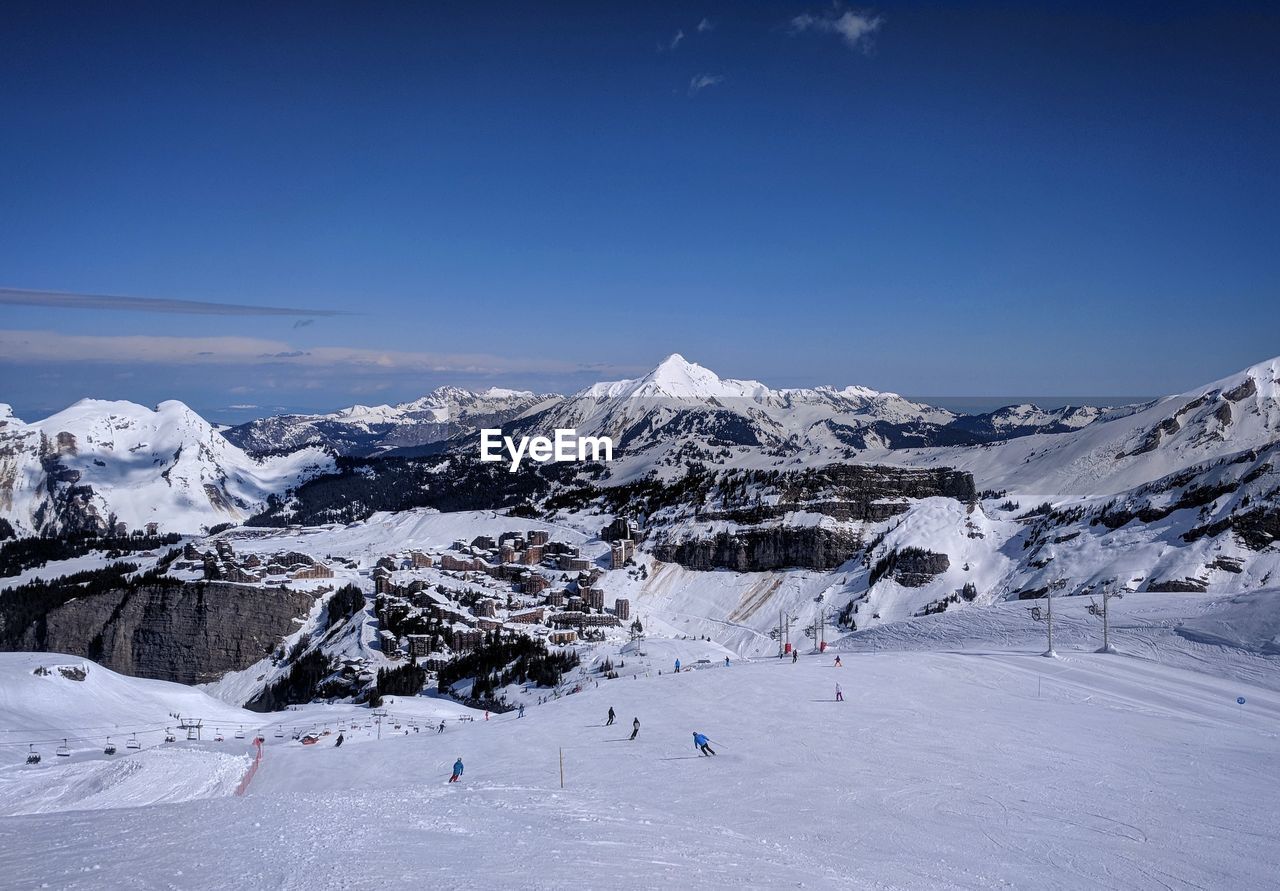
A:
581;354;771;401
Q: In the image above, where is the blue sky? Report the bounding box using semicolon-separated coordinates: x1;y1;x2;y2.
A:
1;1;1276;421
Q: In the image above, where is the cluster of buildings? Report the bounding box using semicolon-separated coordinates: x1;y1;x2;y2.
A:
175;540;336;584
369;526;637;659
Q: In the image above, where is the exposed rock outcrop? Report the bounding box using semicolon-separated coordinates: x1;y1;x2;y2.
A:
8;581;313;685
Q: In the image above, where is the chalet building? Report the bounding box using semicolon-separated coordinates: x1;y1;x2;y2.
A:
221;566;258;584
602;517;634;542
408;550;433;569
522;574;551;595
550;612;620;629
475;599;498;618
291;562;334;580
583;587;605;611
452;629;483;652
378;630;399;654
215;541;234;559
499;545;517;563
547;591;566;608
280;551;314;567
145;521;159;536
183;542;201;560
372;567;393;595
471;535;497;551
613;598;631;621
549;630;578;645
610;540;634;570
243;554;262;568
477;618;503;632
522;546;543;566
509;608;546;625
528;530;550;547
406;634;431;657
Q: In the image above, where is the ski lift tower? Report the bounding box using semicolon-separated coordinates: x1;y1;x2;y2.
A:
1029;578;1063;658
177;716;203;741
1087;581;1124;654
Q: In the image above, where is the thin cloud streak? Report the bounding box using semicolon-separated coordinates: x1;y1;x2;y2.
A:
0;329;633;377
0;287;352;317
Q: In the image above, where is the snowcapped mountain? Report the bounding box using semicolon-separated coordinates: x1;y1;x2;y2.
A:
893;356;1280;499
0;399;331;536
221;386;557;457
523;354;959;460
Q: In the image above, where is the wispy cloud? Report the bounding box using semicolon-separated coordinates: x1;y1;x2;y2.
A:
790;6;882;51
0;287;351;317
668;29;685;51
697;18;713;33
688;73;725;96
0;329;617;377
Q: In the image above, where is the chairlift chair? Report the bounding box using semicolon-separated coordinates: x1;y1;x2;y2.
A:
235;726;246;740
26;744;41;765
126;732;141;750
164;729;176;743
274;727;285;738
214;729;224;742
56;739;71;757
104;738;117;756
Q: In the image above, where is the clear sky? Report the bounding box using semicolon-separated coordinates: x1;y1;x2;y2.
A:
1;1;1276;421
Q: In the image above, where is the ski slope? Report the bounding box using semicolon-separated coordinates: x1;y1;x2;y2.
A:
2;625;1278;889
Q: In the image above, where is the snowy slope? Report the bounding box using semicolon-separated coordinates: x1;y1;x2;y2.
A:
1;610;1277;888
0;399;331;535
887;356;1280;499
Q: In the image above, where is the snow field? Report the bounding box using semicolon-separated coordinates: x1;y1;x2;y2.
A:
2;641;1277;889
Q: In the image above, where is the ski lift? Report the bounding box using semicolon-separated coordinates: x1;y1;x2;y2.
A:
26;745;41;765
104;738;117;756
274;727;284;739
214;729;224;742
126;732;141;750
56;739;71;757
164;729;176;743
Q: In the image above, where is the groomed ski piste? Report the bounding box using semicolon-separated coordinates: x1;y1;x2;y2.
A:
2;592;1278;890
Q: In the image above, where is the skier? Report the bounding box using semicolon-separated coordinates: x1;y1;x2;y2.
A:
834;656;843;668
724;656;730;667
792;650;798;664
334;732;344;747
606;707;615;726
449;757;464;783
692;731;716;756
835;683;844;702
518;703;526;719
437;720;446;735
675;658;681;672
630;717;640;741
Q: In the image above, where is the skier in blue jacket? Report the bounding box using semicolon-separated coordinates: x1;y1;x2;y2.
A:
693;732;716;756
449;757;464;783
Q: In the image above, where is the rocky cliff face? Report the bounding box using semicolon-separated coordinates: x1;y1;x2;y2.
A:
10;581;313;685
652;525;862;572
645;464;976;571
